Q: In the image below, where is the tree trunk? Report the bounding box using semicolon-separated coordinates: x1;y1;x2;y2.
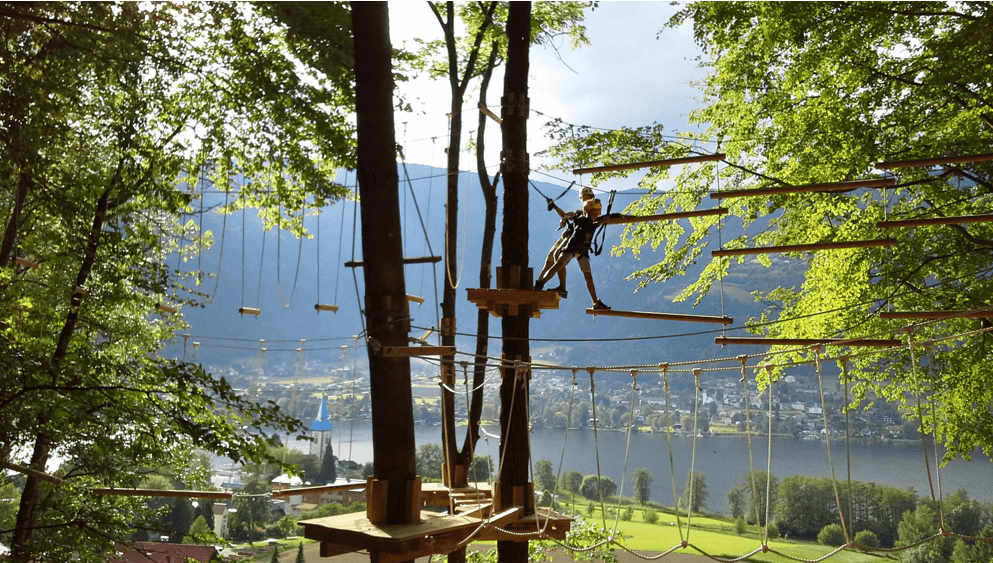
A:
351;1;416;529
498;4;531;563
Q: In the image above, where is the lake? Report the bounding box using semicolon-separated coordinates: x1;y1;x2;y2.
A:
288;420;993;514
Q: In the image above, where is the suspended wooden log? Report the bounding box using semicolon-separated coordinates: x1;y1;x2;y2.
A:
877;214;993;228
345;255;442;268
379;346;455;357
155;303;177;314
875;152;993;170
314;303;339;313
272;482;369;498
74;285;89;295
466;288;560;318
573;153;725;175
603;207;728;224
715;336;902;347
713;239;898;257
586;308;733;325
710;178;895;200
407;294;425;305
13;257;38;268
238;307;261;316
478;101;502;125
92;488;232;499
880;310;993;320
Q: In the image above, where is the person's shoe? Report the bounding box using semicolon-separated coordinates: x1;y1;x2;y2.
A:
534;279;545;291
592;299;611;310
550;286;567;298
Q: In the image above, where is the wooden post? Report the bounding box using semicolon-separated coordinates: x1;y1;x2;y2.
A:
499;4;532;562
352;2;417;534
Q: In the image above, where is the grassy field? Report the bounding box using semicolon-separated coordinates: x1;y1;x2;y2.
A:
557;499;897;563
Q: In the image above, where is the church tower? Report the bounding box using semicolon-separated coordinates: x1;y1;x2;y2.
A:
309;395;333;457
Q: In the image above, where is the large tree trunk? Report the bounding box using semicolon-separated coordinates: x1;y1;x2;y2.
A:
497;4;531;563
351;1;417;529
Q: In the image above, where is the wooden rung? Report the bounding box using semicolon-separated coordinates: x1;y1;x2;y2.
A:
586;309;733;325
875;152;993;169
239;307;261;316
713;239;898;257
345;255;442;268
715;336;902;347
574;153;725;175
877;214;993;228
880;310;993;320
155;303;177;314
604;207;728;224
478;101;502;125
407;294;425;304
14;257;38;268
315;303;339;313
710;178;895;200
91;488;232;499
380;346;456;357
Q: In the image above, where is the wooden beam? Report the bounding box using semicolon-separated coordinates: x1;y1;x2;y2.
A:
877;214;993;228
4;462;63;484
605;207;728;224
345;255;442;268
875;152;993;170
379;346;456;357
713;239;898;257
272;482;368;498
586;309;733;325
715;336;901;347
880;310;993;320
478;101;502;125
573;153;725;175
91;488;233;499
710;178;895;200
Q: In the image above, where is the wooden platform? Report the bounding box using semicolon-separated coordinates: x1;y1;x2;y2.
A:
301;505;571;562
467;288;560;318
586;308;733;325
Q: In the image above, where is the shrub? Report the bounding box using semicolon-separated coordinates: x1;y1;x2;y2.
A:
766;522;780;540
586;503;595;516
818;523;846;547
853;529;879;549
735;516;747;536
621;507;634;521
643;509;659;525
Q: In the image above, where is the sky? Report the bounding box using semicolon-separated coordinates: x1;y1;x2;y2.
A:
385;1;708;193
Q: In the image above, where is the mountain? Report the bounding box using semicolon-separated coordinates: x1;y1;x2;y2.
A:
167;163;804;373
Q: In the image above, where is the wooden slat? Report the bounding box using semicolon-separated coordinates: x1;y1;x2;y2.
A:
715;336;901;347
880;310;993;320
713;239;898;257
875;152;993;169
710;178;895;200
271;482;368;498
586;309;733;325
345;255;442;268
605;208;728;224
877;214;993;228
91;488;232;499
574;153;725;175
380;346;456;357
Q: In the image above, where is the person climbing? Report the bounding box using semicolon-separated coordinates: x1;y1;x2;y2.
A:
536;187;596;298
535;195;625;310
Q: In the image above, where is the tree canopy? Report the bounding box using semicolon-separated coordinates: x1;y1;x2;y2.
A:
0;3;355;560
544;1;993;461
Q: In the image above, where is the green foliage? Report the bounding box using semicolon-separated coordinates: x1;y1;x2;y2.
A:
534;459;557;494
727;486;745;519
562;470;584;493
270;544;279;563
162;498;195;543
580;475;617;500
296;542;306;563
586;502;595;516
415;443;444;480
621;506;634;521
299;501;366;520
853;529;879;549
633;468;652;505
765;522;780;541
468;454;493;482
735;516;746;536
644;509;660;525
684;471;708;513
817;523;846;547
318;443;337;484
184;515;217;545
545;1;993;462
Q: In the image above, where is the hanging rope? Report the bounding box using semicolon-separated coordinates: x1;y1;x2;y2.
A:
684;369;702;542
660;363;685;544
812;346;851;543
739;357;763;533
610;369;640;533
588;367;609;530
762;364;775;545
